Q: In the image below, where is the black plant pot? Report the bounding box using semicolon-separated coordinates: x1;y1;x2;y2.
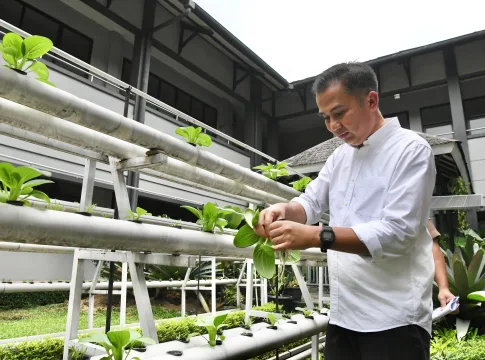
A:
215;340;223;345
167;350;183;356
268;325;278;330
287;320;298;324
11;68;27;75
177;339;190;344
268;295;293;313
6;200;24;206
75;211;92;216
133;347;147;352
241;331;253;337
284;287;302;302
128;219;143;224
305;315;314;320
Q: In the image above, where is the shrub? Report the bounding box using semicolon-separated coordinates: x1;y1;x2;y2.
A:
0;291;70;310
0;338;63;360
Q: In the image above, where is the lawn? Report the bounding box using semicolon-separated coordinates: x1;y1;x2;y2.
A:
0;302;180;340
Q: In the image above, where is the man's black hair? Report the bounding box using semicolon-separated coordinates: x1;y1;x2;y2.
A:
311;62;378;98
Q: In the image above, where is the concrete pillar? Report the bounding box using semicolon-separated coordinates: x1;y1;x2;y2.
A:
245;75;263;166
409;107;423;132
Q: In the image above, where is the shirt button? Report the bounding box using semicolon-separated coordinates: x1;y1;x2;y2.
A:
345;203;348;206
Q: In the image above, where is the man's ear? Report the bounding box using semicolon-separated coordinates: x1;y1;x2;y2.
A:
368;91;379;112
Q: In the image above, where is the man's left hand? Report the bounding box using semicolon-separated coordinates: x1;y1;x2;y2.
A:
269;221;319;251
438;287;459;313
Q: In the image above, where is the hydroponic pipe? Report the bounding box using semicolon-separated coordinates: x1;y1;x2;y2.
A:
0;68;300;201
0;279;239;293
0;204;324;261
146;315;329;360
0;97;287;205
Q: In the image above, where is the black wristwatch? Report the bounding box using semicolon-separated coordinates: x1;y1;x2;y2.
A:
319;226;335;253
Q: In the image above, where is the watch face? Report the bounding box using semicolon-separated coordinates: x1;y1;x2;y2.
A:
323;231;334;241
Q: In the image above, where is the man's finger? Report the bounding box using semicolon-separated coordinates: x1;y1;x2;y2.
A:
272;243;287;251
440;299;447;309
269;222;285;240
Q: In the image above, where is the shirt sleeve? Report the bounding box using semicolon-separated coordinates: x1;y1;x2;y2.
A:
290;150;335;224
351;143;436;262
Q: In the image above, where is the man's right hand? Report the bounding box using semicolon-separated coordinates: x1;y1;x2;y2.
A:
254;203;288;238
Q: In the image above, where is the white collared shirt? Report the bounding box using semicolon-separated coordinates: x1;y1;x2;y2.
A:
292;118;436;334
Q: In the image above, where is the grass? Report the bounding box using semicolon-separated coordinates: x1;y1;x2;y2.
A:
0;302;180;340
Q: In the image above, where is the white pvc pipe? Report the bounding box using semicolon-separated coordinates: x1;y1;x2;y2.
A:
0;205;324;261
0;279;239;293
0;67;300;201
142;315;329;360
0;97;287;205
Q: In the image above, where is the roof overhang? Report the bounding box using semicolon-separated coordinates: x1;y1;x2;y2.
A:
430;195;483;211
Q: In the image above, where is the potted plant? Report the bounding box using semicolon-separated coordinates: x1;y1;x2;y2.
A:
283;275;302;302
289;176;312;192
175;126;212;147
125;207;151;223
0;163;53;206
79;329;155;360
0;32;55;86
295;307;316;320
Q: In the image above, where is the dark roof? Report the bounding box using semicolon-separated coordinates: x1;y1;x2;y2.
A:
285;133;457;167
291;29;485;87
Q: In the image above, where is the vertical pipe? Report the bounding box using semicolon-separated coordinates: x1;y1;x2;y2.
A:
181;267;191;317
88;260;104;329
236;260;246;308
318;267;324;309
120;261;128;326
196;255;201;316
244;260;254;324
211;257;216;314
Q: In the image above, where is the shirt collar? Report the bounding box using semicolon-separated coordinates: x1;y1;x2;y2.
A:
362;117;401;148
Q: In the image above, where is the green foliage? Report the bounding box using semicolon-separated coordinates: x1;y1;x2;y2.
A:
290;176;312;192
295;307;313;317
0;163;53;204
156;317;200;343
267;313;282;326
234;208;300;279
80;329;155;360
253;162;289;180
468;291;485;302
181;202;237;233
222;285;243;307
46;199;65;211
221;205;244;229
449;177;470;231
431;328;485;360
126;207;151;221
222;310;245;328
0;291;70;310
438;233;485;337
192;313;228;346
175;126;212;147
0;338;63;360
83;203;97;214
0;32;55;86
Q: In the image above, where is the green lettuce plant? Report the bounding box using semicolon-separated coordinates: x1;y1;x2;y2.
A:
267;313;282;329
79;329;155;360
290;176;311;191
253;162;289;180
233;208;300;279
126;207;151;222
181;202;237;233
191;313;228;347
175;126;212;147
0;163;52;205
0;33;55;86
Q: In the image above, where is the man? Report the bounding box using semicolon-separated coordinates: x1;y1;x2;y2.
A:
254;62;436;359
428;219;456;309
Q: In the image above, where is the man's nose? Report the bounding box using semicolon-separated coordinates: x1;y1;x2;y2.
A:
327;118;342;132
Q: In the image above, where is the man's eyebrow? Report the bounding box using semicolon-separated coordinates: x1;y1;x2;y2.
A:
318;105;345;118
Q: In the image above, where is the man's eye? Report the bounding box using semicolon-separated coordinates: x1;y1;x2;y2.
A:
334;112;344;120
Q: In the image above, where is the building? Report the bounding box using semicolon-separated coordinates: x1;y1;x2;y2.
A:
0;0;484;229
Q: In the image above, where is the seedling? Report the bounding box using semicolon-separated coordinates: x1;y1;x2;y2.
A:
126;207;151;223
181;202;237;233
175;126;212;147
46;200;65;211
0;163;53;205
267;313;282;329
290;176;312;191
191;313;228;347
253;162;289;180
241;316;253;330
233;208;300;279
79;329;155;360
295;307;315;319
0;33;55;86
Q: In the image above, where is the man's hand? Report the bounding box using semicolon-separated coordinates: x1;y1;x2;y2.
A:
438;287;459;313
254;203;288;238
268;221;320;251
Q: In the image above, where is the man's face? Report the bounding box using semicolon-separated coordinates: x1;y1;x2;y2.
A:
316;82;378;146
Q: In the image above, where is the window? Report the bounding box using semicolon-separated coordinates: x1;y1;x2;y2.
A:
464;96;485;136
121;58;218;127
1;0;93;77
383;112;410;129
421;104;454;139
